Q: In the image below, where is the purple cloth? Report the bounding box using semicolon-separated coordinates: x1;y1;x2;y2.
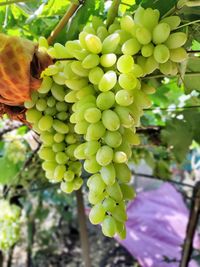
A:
117;183;200;267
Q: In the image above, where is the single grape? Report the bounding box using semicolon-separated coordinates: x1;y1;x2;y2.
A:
96;145;113;166
100;163;116;185
153;44;170;64
152;23;170;44
102;110;120;131
89;203;105;225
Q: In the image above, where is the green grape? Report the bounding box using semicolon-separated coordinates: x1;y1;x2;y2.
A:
60;181;74;194
102;216;117;237
118;73;137;90
86;121;106;141
84;107;101;123
113;151;127;163
132;89;152;109
104;130;122;148
85;34;102;54
96;145;113;166
114;163;131;183
56;112;68;121
38;115;53;131
73;177;83;190
38;76;53;94
106;182;123;202
52;142;65;152
64;62;78;79
98;71;117;92
153;44;170;63
69;161;82;175
24;100;35;109
115;90;133;106
108;21;120;34
121;37;141;55
97;26;109;41
165;32;187;49
159;60;173;75
74;143;87;159
74;95;96;110
74;121;89;134
53;120;69;134
170;47;187;62
55;152;68;164
26;109;42;123
144;55;159;74
120;184;135;200
112;204;127;222
64;170;75;182
42;161;57;172
120;15;136;33
51;83;66;101
83;25;96;34
152;23;170;44
102;110;120;131
87;173;105;194
36;98;47;111
84;141;101;157
89;203;105;225
53;72;66;85
141;43;154;57
92;16;104;31
56;101;68;111
76;85;95;99
88;190;105;205
40;132;54;146
88;67;104;85
100;163;116;185
115;106;134;128
65;90;78;103
117;55;134;73
39;36;49;49
65;144;78;159
160;16;181;30
39;147;55;161
84;156;101;173
47;96;56;107
102;33;120;53
96;91;115;110
136;26;151;45
43;65;59;76
100;53;117;68
71;61;89;77
123;128;140;145
54;133;65;143
54;43;71;58
45;107;57;116
141;82;156;94
102;198;116;212
54;165;66;181
82;54;100;69
116;221;126;239
132;64;143;77
65;78;88;91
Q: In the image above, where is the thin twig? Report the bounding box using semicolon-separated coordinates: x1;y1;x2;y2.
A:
146;105;200;112
142;72;200;80
47;2;81;45
106;0;121;27
175;19;200;30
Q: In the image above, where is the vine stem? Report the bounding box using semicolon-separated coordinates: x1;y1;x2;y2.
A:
175;19;200;30
106;0;121;27
142;72;200;80
76;189;91;267
0;0;31;6
47;2;81;45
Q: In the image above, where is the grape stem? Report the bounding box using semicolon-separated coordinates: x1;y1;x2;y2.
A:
175;19;200;30
47;2;82;45
142;72;200;80
106;0;121;27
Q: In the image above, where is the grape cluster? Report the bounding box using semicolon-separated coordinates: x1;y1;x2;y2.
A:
26;6;187;238
4;139;26;164
0;200;21;251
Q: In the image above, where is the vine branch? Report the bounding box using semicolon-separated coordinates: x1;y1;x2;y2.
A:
106;0;121;27
47;2;81;45
0;0;31;6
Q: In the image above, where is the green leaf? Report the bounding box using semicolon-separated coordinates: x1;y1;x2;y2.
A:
0;157;22;185
136;0;178;16
184;57;200;93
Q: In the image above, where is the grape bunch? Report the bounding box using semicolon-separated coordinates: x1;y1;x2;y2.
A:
4;139;27;164
25;6;187;238
0;200;21;251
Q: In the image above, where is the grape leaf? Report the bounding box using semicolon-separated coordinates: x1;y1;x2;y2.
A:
0;157;22;185
184;57;200;93
135;0;178;16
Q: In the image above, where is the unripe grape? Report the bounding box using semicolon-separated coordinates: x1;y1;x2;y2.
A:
89;203;105;225
102;33;120;53
38;115;53;131
115;90;133;106
47;96;56;107
153;44;170;63
165;32;187;49
170;47;187;62
82;54;100;69
85;34;102;54
136;26;151;45
160;16;181;30
141;43;154;57
96;91;115;110
86;122;106;141
104;131;122;148
102;216;117;237
102;110;120;131
98;71;117;92
56;102;68;112
152;23;170;44
88;67;104;85
117;55;134;73
100;53;117;67
121;37;141;55
96;145;113;166
100;163;116;185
